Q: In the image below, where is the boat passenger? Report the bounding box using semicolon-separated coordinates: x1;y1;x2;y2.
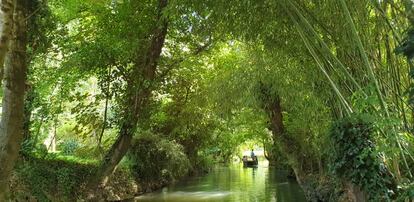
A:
242;156;247;162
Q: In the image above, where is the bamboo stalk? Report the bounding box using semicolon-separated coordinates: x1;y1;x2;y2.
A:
286;0;366;97
339;0;413;178
284;5;353;115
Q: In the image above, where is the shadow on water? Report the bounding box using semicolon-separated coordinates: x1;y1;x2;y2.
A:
135;165;306;202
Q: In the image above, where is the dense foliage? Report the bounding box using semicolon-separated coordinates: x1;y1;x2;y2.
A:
329;114;396;200
1;0;414;201
14;156;96;201
127;133;190;185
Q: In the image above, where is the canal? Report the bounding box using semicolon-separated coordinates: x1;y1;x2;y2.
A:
135;165;306;202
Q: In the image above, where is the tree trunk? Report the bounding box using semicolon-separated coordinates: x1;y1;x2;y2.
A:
88;0;169;195
93;121;135;186
22;85;34;142
268;96;284;135
263;94;306;184
0;0;15;82
263;140;278;166
45;122;56;152
0;0;28;199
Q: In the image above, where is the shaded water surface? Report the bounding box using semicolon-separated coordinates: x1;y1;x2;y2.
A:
135;165;306;202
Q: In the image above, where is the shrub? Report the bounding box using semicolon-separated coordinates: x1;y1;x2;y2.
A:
189;152;214;175
59;139;80;155
127;133;190;184
328;114;396;201
15;155;96;201
20;138;48;157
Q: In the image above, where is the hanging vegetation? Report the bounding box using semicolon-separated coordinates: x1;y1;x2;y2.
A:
0;0;413;201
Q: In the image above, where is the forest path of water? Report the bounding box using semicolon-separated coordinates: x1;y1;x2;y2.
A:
135;165;306;202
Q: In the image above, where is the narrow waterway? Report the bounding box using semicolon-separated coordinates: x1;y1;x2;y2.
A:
135;165;306;202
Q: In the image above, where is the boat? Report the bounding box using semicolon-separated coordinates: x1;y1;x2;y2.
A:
242;156;258;168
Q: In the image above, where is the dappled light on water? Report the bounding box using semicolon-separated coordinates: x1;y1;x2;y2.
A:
135;165;306;202
135;191;231;201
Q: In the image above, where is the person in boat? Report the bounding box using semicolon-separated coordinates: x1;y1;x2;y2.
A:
242;155;247;162
250;149;255;159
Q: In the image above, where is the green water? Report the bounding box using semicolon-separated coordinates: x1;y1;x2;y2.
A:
135;165;307;202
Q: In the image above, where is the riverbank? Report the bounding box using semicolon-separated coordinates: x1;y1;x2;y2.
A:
9;155;312;202
9;155;169;201
11;154;402;202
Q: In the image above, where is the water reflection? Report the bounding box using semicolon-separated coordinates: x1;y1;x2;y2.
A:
135;165;306;202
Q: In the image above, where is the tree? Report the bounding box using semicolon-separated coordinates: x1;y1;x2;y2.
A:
0;0;15;81
89;0;169;191
0;0;29;199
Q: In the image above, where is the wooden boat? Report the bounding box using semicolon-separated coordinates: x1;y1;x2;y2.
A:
242;156;258;167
